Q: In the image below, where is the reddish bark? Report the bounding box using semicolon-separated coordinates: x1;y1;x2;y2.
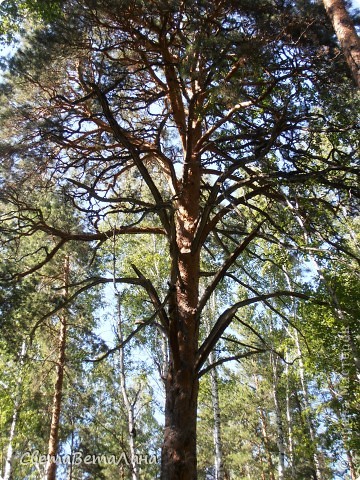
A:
162;362;199;479
46;256;70;480
323;0;360;87
162;247;201;478
46;315;67;480
161;146;201;478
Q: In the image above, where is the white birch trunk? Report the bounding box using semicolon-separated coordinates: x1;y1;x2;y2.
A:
116;295;139;480
209;349;224;480
206;293;224;480
112;233;139;480
294;331;323;480
285;358;295;478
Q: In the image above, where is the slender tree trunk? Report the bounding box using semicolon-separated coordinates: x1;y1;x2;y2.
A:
66;421;75;480
209;352;224;480
327;377;358;480
285;359;295;479
258;408;276;480
270;353;286;480
323;0;360;87
205;294;224;480
294;331;323;480
45;314;67;480
2;342;26;480
346;450;357;480
253;373;276;480
116;296;139;480
45;255;70;480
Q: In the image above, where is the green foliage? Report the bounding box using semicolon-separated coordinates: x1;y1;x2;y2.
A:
0;0;63;43
0;0;359;478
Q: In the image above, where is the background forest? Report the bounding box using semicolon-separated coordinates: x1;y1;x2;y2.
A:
0;0;359;479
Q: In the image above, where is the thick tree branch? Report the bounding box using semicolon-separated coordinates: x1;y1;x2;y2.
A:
29;277;145;341
196;222;264;321
90;83;172;234
10;240;67;281
131;264;169;330
195;291;309;372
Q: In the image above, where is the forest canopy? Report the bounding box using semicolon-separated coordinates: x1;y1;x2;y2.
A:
0;1;359;479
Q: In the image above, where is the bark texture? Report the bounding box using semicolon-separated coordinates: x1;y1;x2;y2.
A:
161;169;201;478
45;256;70;480
323;0;360;87
162;364;199;479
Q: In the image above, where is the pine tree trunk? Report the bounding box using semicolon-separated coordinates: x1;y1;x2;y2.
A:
45;255;70;480
2;342;26;480
45;316;67;480
162;363;199;479
161;144;201;478
270;353;286;480
323;0;360;87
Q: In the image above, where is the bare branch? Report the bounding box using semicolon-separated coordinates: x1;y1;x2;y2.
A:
131;263;169;330
198;350;267;378
29;277;145;341
196;222;265;321
195;290;309;372
90;83;172;234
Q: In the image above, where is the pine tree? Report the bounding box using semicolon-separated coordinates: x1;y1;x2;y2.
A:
0;1;359;477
